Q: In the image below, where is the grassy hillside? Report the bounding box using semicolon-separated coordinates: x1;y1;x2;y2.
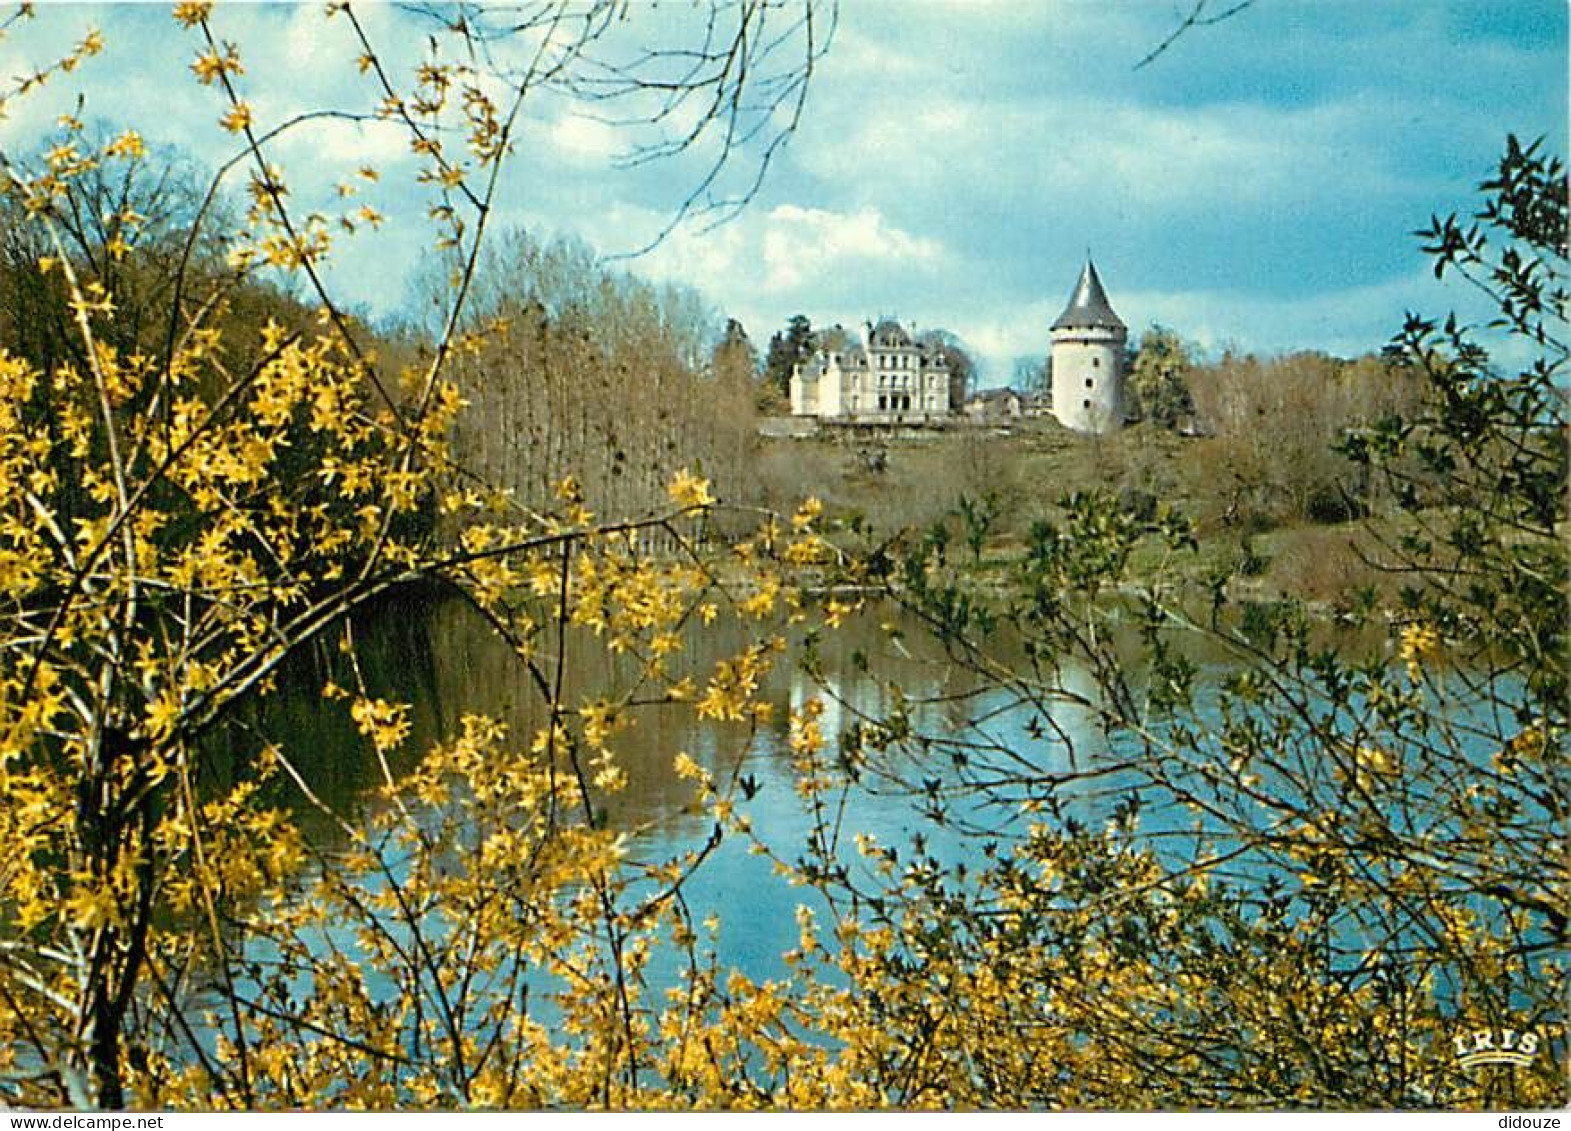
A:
740;418;1401;609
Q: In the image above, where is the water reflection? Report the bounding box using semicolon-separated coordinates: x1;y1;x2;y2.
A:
231;591;1116;840
186;590;1552;1075
216;591;1123;973
211;590;1532;976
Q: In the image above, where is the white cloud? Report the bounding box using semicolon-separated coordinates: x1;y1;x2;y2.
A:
956;302;1062;376
283;3;346;74
270;115;409;170
760;204;944;291
547;112;622;163
801;90;1408;221
577;201;950;351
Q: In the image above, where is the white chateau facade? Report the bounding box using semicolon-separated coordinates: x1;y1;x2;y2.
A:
786;263;1128;433
1050;261;1127;435
789;319;951;422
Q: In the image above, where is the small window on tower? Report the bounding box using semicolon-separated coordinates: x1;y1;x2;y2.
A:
1093;357;1100;369
1085;378;1094;389
1082;399;1091;410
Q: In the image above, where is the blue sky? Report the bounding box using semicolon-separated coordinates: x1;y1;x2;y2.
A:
1;2;1564;384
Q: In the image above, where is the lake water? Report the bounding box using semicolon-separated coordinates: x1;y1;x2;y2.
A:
213;588;1125;980
216;586;1548;1005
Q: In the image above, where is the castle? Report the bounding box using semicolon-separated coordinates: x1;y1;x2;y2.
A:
788;261;1128;435
1049;260;1128;435
788;318;952;423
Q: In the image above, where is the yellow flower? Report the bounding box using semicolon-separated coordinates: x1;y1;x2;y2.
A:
191;43;243;86
1398;621;1440;679
792;496;823;531
144;689;182;741
350;697;412;754
665;676;696;702
64;883;120;931
667;467;714;509
554;474;582;503
220;102;252;134
823;597;859;628
578;700;619;749
104;130;145;160
173;2;213;28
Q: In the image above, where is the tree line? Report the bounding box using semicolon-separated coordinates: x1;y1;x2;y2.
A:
425;229;759;521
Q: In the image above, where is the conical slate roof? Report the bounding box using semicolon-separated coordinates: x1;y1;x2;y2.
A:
1052;261;1125;331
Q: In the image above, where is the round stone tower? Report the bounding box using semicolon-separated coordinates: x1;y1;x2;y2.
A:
1050;260;1127;435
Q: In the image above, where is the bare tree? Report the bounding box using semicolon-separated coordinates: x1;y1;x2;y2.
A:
405;0;835;253
1134;0;1258;70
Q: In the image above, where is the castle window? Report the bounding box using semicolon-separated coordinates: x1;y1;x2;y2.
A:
1082;399;1091;410
1092;357;1100;368
1085;378;1094;389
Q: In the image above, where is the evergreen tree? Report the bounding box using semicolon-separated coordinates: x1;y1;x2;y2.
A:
763;313;813;399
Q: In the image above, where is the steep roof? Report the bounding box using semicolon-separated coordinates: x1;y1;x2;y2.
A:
1052;261;1125;331
869;318;913;348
